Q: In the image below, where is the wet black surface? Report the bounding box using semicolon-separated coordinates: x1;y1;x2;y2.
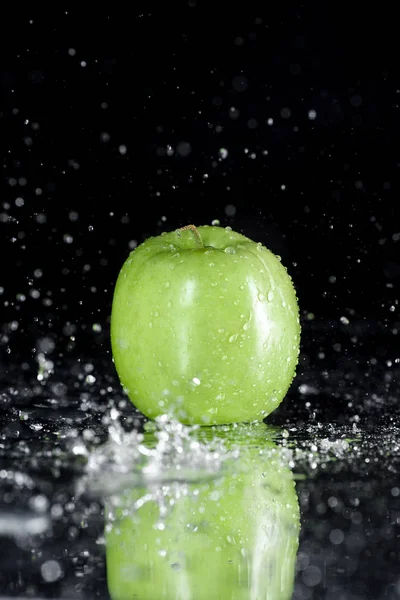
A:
0;322;399;599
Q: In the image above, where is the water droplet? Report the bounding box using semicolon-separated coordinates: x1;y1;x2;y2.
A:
258;292;265;301
224;246;236;254
243;322;250;331
192;377;201;385
149;322;153;328
267;290;274;302
41;560;62;583
165;281;171;288
167;301;172;308
229;334;238;343
281;301;286;308
208;262;215;267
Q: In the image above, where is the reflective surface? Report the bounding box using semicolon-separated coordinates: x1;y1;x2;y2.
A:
1;322;400;599
105;425;299;600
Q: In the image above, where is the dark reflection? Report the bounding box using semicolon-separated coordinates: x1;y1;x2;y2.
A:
104;423;300;600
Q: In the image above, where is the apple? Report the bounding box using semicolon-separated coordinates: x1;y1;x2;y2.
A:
110;224;300;425
105;423;300;600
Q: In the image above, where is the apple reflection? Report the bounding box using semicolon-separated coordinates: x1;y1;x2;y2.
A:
105;424;300;600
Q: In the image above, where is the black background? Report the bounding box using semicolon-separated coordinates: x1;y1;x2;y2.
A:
1;4;399;363
2;6;400;600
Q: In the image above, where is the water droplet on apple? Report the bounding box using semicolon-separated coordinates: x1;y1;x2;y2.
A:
149;322;153;328
229;333;238;343
167;301;172;308
208;262;215;267
158;361;163;367
116;338;128;349
192;377;201;385
165;281;171;288
224;246;236;254
281;301;286;308
243;322;250;331
218;328;225;333
258;292;265;301
267;290;274;302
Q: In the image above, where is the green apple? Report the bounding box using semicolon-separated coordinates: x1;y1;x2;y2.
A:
105;423;300;600
110;225;300;425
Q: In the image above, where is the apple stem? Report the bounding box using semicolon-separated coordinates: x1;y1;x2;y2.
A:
179;224;204;248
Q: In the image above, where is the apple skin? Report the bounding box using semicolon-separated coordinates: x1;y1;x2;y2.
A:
110;225;300;425
105;424;300;600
